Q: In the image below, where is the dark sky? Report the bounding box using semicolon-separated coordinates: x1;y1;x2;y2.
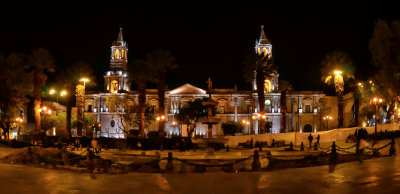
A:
1;1;400;93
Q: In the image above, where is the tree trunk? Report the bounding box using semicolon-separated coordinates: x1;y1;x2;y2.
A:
256;69;265;134
354;92;360;127
138;79;146;138
386;99;395;123
76;85;85;136
34;98;41;135
280;91;287;133
66;85;73;138
157;70;166;138
337;94;344;128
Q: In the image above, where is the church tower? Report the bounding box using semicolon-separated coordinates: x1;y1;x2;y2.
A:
104;28;130;93
252;25;278;92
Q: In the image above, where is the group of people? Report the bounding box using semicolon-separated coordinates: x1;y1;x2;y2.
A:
308;133;320;148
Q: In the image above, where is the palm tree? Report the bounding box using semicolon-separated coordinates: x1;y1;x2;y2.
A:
0;53;32;139
27;48;55;136
243;52;274;134
277;80;293;133
56;62;94;138
146;49;177;137
128;59;156;138
320;51;354;128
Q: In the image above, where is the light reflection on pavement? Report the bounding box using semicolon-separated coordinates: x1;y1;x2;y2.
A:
0;142;400;193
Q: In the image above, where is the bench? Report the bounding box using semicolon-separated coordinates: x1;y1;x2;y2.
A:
273;140;285;147
255;141;268;147
238;142;249;148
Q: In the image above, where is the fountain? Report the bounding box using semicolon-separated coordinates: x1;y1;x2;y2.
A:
199;77;221;138
195;78;227;153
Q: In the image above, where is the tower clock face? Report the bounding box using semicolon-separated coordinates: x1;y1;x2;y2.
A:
265;99;271;106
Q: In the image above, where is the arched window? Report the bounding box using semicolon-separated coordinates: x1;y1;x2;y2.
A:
263;48;267;57
115;49;120;59
110;80;119;93
121;49;125;59
264;79;271;93
257;48;261;55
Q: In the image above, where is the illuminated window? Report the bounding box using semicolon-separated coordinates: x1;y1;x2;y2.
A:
248;106;253;113
115;49;120;59
220;106;225;114
264;79;271;93
263;48;267;57
257;48;261;55
121;49;125;59
110;80;119;93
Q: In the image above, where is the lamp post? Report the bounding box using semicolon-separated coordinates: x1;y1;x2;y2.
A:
49;89;67;103
371;97;383;134
241;119;250;134
156;115;167;134
251;113;267;134
323;115;333;130
39;106;53;134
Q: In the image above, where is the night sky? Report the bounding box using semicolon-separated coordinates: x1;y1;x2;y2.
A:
1;1;400;93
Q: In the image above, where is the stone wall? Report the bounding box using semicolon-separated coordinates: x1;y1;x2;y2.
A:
226;123;400;147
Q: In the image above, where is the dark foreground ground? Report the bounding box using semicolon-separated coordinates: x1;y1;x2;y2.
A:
1;153;400;194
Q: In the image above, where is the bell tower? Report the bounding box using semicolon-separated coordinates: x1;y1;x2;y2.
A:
104;27;130;93
110;27;128;71
252;25;278;92
255;25;272;58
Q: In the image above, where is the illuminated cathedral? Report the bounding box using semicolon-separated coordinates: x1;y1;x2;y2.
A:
83;27;355;138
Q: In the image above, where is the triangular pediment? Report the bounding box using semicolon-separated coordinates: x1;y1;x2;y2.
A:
169;83;207;95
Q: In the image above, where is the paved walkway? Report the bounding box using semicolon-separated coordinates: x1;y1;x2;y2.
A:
1;152;400;193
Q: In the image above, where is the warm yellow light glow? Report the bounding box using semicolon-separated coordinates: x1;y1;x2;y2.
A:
43;106;47;111
47;110;52;114
252;115;257;120
49;89;55;95
334;70;342;75
261;115;267;119
156;117;160;121
242;120;246;124
110;80;118;93
60;90;67;96
80;78;90;87
161;115;165;120
39;108;42;113
172;121;176;125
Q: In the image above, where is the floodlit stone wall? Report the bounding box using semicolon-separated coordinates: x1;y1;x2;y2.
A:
226;123;400;147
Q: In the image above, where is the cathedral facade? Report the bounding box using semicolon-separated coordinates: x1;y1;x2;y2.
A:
83;27;355;138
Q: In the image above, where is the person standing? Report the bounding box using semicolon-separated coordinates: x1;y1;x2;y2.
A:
91;138;98;153
308;133;314;148
316;134;320;145
75;138;80;151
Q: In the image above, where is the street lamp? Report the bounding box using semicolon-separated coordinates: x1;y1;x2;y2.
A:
371;97;383;134
251;113;267;134
323;115;333;130
49;89;67;103
80;78;90;87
